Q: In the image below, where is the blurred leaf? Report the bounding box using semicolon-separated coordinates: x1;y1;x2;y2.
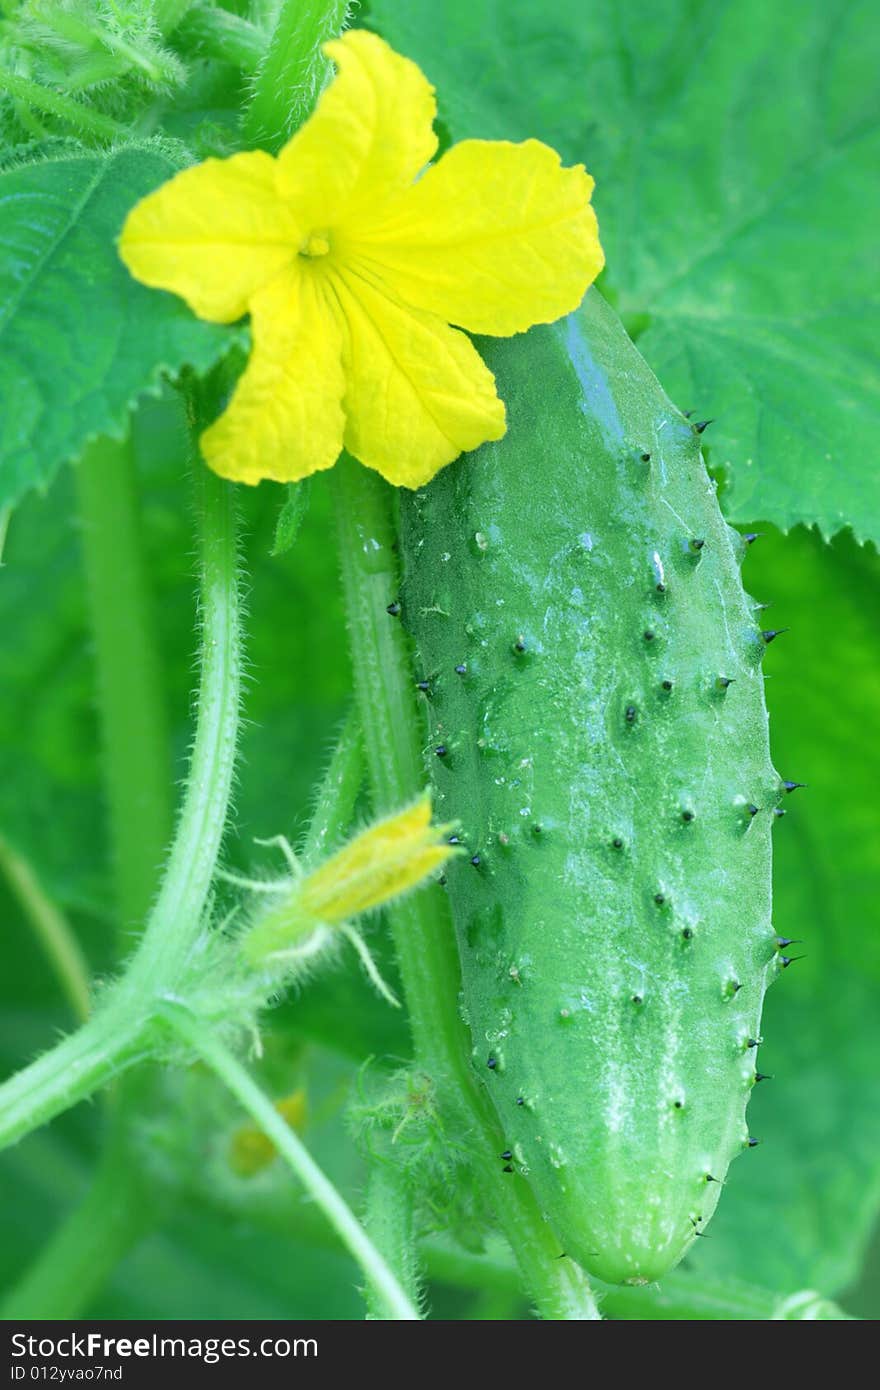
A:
0;469;108;922
100;1209;364;1318
0;144;232;510
373;0;880;543
684;526;880;1302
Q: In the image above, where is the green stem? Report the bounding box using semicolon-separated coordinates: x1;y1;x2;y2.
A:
0;69;127;140
302;708;364;863
363;1161;421;1320
94;32;167;87
332;458;463;1066
243;0;350;151
185;1172;857;1321
124;463;241;991
332;457;600;1321
0;463;242;1150
422;1243;854;1320
599;1278;855;1321
0;835;91;1023
45;10;165;84
465;1287;526;1321
161;1001;420;1321
422;1239;521;1295
77;434;172;936
0;708;355;1313
272;479;311;556
174;6;267;73
0;1005;144;1150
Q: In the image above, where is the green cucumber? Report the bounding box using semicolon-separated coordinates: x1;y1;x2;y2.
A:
399;289;784;1286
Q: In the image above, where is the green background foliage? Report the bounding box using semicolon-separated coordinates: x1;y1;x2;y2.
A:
0;0;878;1319
0;146;233;511
374;0;880;544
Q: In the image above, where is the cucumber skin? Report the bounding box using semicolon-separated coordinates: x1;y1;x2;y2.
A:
399;291;781;1286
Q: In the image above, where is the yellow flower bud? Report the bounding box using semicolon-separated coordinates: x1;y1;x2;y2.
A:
229;1088;308;1177
242;795;455;969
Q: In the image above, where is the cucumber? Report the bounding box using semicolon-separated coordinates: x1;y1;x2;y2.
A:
399;290;784;1285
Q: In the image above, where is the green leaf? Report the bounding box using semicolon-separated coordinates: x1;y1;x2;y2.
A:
0;143;232;510
684;525;880;1299
372;0;880;543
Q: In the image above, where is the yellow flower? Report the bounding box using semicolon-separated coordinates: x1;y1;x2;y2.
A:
229;1087;308;1177
297;795;453;922
241;794;455;968
119;29;603;489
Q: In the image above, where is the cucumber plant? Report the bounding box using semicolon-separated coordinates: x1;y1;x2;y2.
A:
2;0;869;1326
400;289;789;1285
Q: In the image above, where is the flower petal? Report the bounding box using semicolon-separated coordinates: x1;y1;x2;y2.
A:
119;151;298;323
275;29;437;231
300;794;453;922
347;139;604;336
332;267;506;488
200;266;345;484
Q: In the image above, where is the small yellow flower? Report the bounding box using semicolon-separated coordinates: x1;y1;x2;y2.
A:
118;29;604;489
241;794;455;970
298;795;453;922
229;1087;308;1177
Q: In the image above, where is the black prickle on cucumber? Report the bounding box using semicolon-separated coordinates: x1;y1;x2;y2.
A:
399;289;784;1286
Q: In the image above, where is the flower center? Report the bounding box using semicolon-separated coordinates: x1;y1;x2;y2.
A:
299;231;331;259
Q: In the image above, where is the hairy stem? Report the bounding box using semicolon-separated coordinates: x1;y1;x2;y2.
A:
0;69;126;140
0;708;356;1314
243;0;350;150
0;463;242;1150
0;1008;145;1150
124;462;241;991
34;430;190;1323
0;836;91;1023
161;1002;420;1321
174;7;267;73
362;1161;421;1320
302;708;364;863
333;457;464;1067
332;457;600;1321
76;433;172;937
